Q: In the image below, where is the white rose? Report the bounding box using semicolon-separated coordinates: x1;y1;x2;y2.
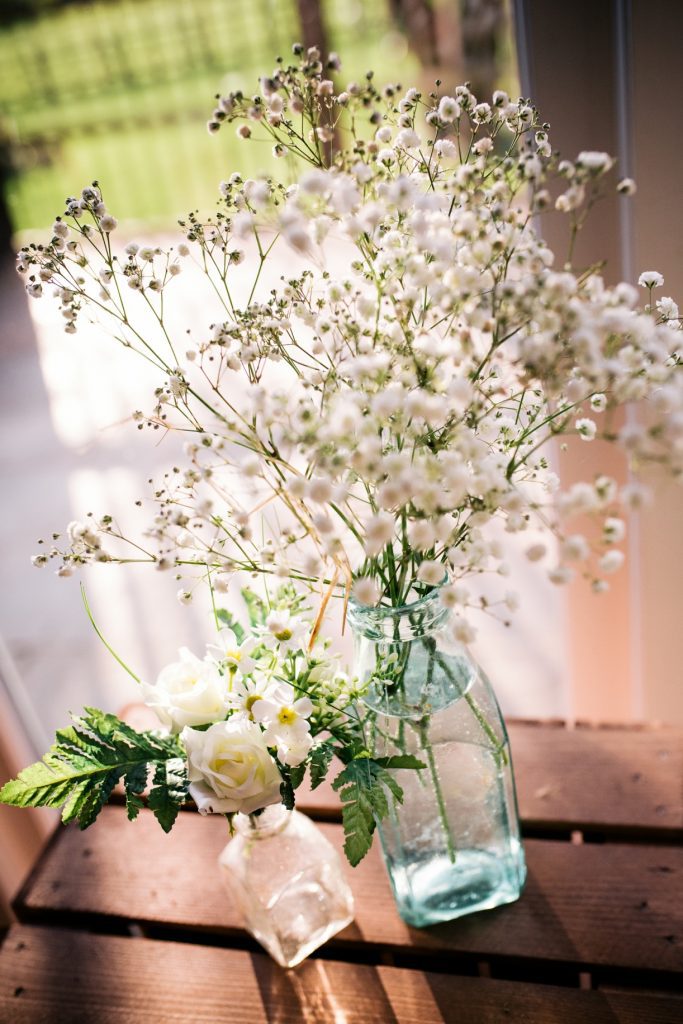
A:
182;720;283;815
142;647;229;733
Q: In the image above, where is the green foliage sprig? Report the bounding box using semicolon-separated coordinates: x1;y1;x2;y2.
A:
0;708;188;832
332;754;425;865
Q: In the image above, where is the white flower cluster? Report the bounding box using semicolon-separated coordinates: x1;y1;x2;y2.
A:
140;587;363;815
21;47;683;643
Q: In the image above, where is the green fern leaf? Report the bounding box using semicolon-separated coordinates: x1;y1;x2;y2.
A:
147;758;187;832
309;740;335;789
331;755;423;866
0;708;187;833
279;775;295;810
123;763;149;821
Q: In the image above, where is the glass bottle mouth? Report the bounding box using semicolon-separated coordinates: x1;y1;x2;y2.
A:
348;582;449;641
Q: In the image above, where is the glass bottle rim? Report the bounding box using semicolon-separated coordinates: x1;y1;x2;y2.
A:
349;579;446;616
348;579;449;638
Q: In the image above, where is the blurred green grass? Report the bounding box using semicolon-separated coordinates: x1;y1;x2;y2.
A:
0;0;417;233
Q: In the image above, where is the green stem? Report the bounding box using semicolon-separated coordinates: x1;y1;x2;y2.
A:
433;652;507;767
419;716;456;864
463;693;508;768
81;585;140;684
420;641;456;861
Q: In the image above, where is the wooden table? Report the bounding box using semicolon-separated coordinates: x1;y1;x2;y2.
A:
1;720;682;1022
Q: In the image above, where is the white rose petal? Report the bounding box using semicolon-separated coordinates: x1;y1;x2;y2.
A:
182;719;283;815
142;647;229;733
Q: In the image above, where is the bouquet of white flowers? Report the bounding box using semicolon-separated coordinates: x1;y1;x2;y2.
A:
4;43;682;939
1;584;422;870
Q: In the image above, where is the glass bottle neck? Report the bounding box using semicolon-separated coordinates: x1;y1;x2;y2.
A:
234;804;291;839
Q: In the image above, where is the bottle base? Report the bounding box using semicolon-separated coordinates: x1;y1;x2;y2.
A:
254;908;355;968
390;844;527;928
223;867;355;969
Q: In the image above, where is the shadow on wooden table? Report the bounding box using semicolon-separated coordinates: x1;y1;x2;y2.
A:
251;955;397;1023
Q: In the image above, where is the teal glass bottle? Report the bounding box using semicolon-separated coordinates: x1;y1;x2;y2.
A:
348;587;526;928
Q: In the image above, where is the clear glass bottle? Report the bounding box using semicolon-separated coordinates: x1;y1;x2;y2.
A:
218;804;354;967
348;587;526;928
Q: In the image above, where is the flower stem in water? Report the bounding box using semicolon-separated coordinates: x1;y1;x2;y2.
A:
464;693;509;768
432;651;508;767
419;717;457;865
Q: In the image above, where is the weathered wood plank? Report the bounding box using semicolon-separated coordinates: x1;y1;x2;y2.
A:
13;806;683;975
508;722;683;837
1;925;681;1024
0;925;385;1024
378;964;683;1024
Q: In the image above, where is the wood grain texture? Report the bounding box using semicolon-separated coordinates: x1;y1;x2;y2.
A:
378;964;683;1024
14;806;683;975
0;925;384;1024
507;722;683;836
2;925;682;1024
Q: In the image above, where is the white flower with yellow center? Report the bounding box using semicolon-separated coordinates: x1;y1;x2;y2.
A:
181;719;283;814
261;610;308;653
206;627;257;677
228;672;281;721
252;683;314;766
142;647;229;734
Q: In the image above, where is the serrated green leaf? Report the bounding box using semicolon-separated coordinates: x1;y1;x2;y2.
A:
1;765;75;809
215;609;245;643
287;762;307;790
374;755;426;771
125;791;146;821
279;775;295;810
123;763;149;821
148;757;188;833
378;771;403;805
60;780;92;825
0;708;187;834
338;790;375;866
76;769;121;830
331;756;412;866
309;740;335;790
